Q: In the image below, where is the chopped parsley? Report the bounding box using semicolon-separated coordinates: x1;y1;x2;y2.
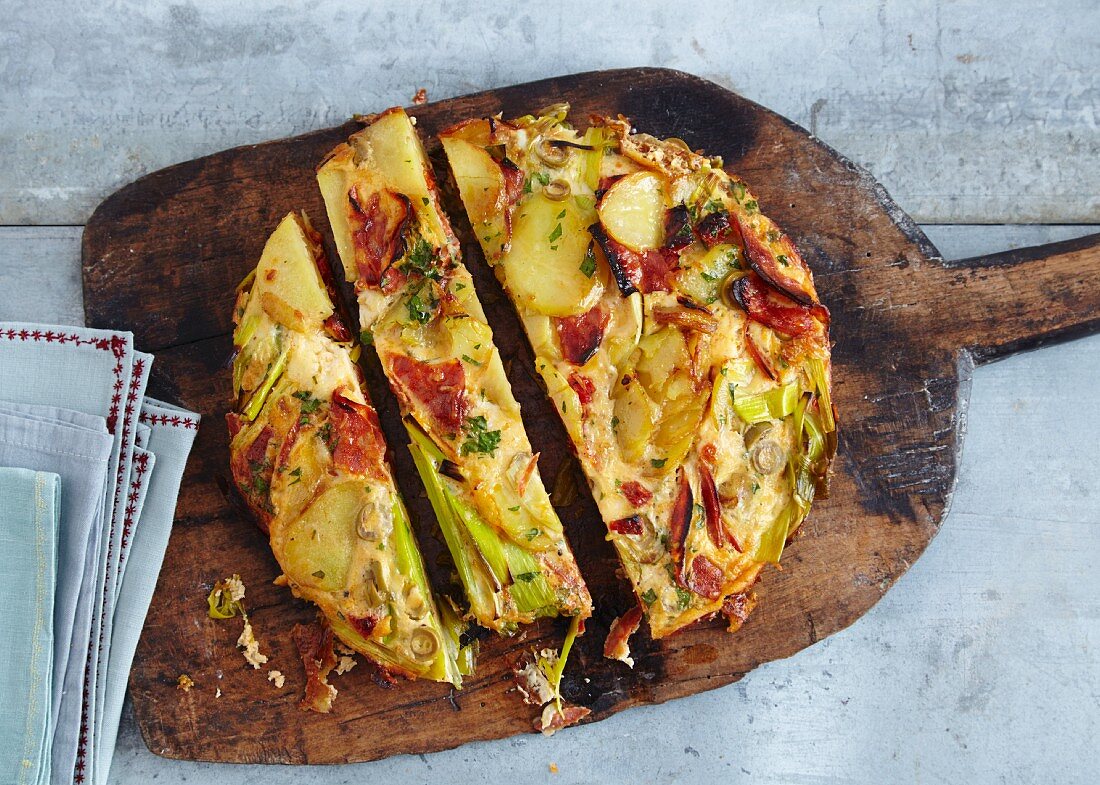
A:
704;198;723;214
579;245;597;278
317;422;335;450
743;199;759;213
405;285;436;324
534;171;550;186
461;354;482;366
611;415;620;431
574;195;594;210
514;571;539;583
400;237;441;281
675;587;693;609
288;467;303;486
641;588;657;605
421;196;430;206
650;458;667;469
359;329;374;346
460;415;501;456
777;254;791;267
293;390;321;413
548;222;563;244
525;527;540;541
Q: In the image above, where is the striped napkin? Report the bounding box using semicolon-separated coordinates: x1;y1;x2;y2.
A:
0;324;199;785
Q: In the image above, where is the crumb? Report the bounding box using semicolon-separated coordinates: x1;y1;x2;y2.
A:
412;87;428;105
215;687;222;698
335;655;357;675
176;674;194;692
268;670;285;689
238;616;269;669
224;574;246;603
549;762;559;774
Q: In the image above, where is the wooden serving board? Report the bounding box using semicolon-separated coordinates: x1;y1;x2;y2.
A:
82;68;1100;764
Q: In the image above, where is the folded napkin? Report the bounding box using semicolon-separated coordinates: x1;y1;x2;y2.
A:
0;325;136;785
0;406;113;785
0;325;199;785
0;467;60;785
95;398;199;779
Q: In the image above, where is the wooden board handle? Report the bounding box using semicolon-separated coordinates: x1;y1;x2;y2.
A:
936;232;1100;364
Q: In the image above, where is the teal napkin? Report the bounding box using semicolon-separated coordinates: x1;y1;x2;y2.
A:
0;406;113;784
0;467;60;785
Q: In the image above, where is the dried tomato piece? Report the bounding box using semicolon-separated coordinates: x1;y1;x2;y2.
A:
329;391;385;479
620;481;653;507
347;188;410;286
731;274;828;338
668;470;693;585
695;210;739;248
686;554;723;600
609;515;644;535
387;354;468;435
555;306;609;366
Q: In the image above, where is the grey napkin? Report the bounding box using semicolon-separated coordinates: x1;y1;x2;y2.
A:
0;324;137;785
96;397;199;783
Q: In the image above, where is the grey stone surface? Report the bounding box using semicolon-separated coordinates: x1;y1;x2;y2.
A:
1;0;1098;225
4;2;1100;780
2;224;1097;784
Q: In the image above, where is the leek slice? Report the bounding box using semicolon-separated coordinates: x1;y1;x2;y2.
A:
501;541;557;616
407;438;497;621
243;345;289;421
548;614;582;715
732;381;799;424
582;126;608;192
446;487;510;587
806;357;835;432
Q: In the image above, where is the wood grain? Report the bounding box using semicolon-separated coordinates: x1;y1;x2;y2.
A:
81;68;1100;764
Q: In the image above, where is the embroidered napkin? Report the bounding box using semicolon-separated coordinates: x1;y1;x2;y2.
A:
0;325;136;785
95;398;199;780
0;325;201;785
0;467;60;785
0;407;113;784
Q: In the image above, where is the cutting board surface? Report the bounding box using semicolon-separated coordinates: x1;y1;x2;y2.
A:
82;68;1100;763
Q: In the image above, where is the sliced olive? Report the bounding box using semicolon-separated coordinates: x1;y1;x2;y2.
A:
543;179;571;201
742;422;773;450
535;138;570;167
750;439;785;474
356;502;379;540
403;582;428;620
410;627;440;659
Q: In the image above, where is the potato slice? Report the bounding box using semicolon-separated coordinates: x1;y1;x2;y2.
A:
440;137;506;227
614;377;657;464
444;313;494;367
282;481;363;592
251;214;334;332
500;193;603;317
440;136;510;260
597;171;666;252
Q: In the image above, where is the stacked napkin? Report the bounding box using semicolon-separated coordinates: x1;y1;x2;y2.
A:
0;323;199;785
